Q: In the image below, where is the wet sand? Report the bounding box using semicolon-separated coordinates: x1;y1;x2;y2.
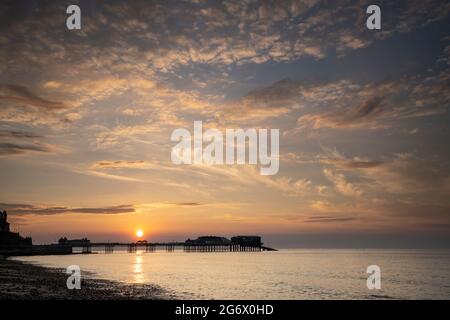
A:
0;257;174;300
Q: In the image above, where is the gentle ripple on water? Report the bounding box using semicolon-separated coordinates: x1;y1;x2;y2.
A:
14;248;450;299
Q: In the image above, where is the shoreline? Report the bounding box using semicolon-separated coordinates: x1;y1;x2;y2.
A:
0;257;174;300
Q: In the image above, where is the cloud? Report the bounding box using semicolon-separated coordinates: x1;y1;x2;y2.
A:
296;78;448;130
0;129;42;139
0;142;53;156
91;160;147;170
318;146;383;171
220;78;299;122
322;150;450;198
0;83;72;126
300;96;385;129
0;84;66;110
0;203;136;216
360;154;450;195
323;168;363;197
321;158;382;169
2;0;447;80
185;164;315;197
79;169;146;183
93;124;164;149
305;147;450;232
0;128;61;157
221;78;358;123
89;159;183;174
225;74;445;126
175;202;202;206
72;159;186;184
1;2;446;131
304;215;357;223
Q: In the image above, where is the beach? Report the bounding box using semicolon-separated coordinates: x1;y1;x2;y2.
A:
0;257;172;300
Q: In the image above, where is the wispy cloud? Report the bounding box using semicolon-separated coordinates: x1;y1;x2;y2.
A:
0;129;42;139
0;203;136;216
0;128;59;156
304;215;357;223
0;142;53;156
323;168;363;197
0;84;66;110
297;79;448;130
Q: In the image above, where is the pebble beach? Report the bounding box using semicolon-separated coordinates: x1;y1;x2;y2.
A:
0;257;172;300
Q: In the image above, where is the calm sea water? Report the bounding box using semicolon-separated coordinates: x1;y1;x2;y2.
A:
14;249;450;299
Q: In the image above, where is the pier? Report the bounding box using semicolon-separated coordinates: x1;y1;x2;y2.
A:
2;212;277;256
0;211;276;256
1;210;278;256
60;236;277;254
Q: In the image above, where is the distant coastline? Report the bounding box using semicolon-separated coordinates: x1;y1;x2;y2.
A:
0;258;173;300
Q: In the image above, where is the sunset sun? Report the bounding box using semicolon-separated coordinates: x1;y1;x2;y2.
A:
136;230;144;238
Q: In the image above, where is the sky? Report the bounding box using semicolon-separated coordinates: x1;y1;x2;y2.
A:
0;0;449;247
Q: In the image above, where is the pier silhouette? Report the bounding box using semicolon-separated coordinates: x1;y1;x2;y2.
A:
1;211;276;256
59;235;277;254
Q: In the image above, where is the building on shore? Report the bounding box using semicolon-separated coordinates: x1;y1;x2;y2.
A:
1;210;75;256
231;236;262;247
185;236;232;245
58;237;90;246
0;210;32;247
185;235;262;246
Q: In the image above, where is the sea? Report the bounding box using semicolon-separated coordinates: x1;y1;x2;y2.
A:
14;248;450;299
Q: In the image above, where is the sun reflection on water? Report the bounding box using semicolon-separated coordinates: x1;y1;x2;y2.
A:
133;251;145;283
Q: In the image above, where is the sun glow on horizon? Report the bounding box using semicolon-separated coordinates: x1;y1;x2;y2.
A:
136;229;144;238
